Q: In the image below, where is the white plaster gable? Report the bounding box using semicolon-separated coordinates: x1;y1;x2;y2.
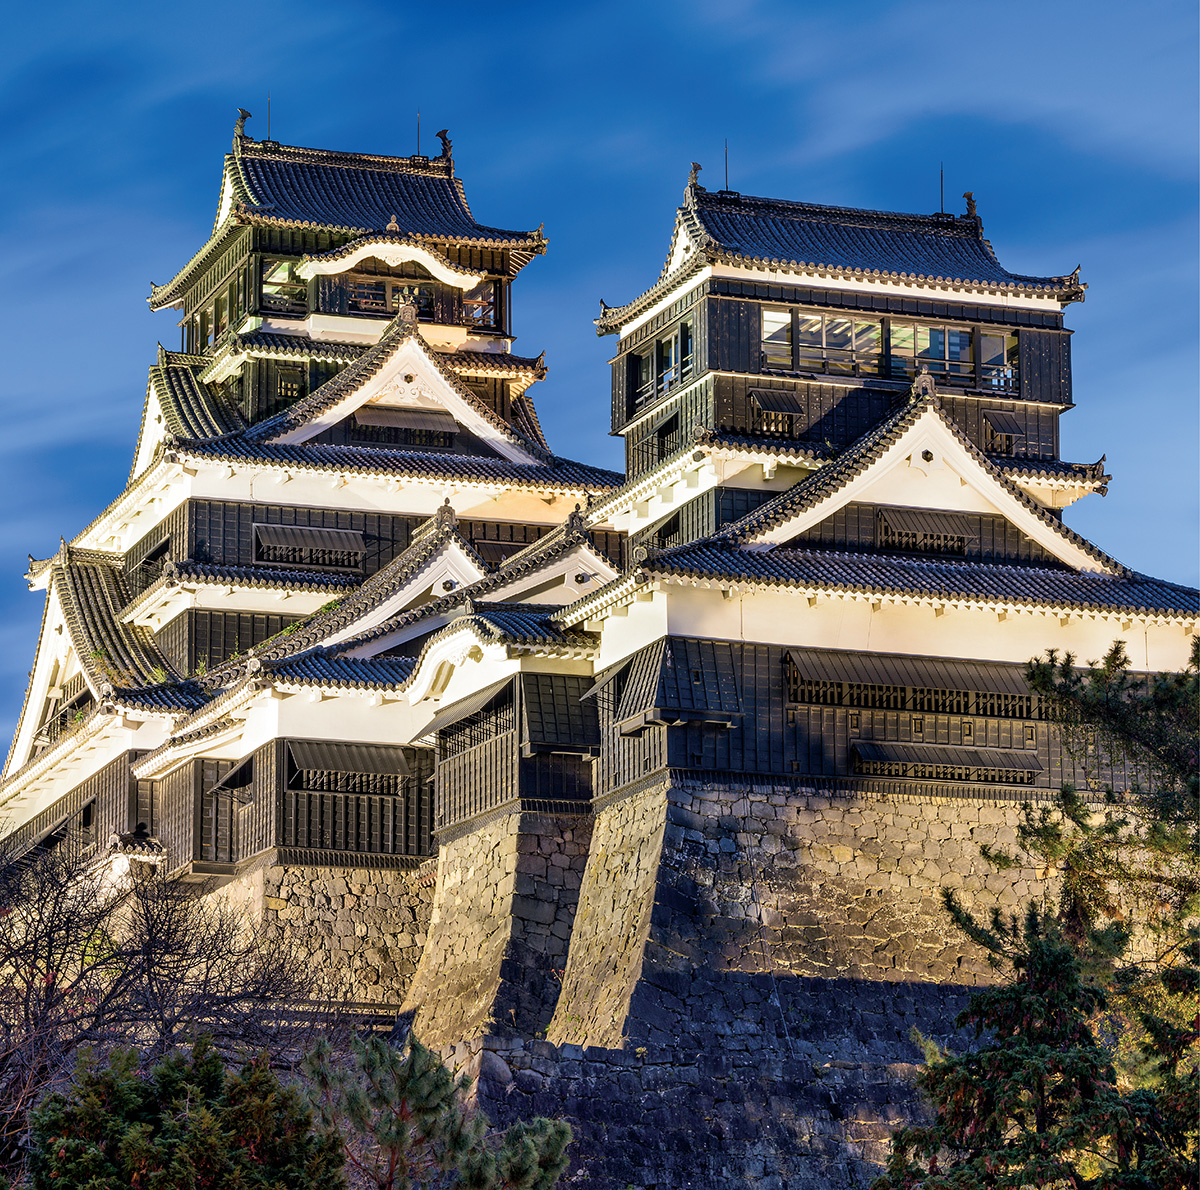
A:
5;585;74;778
130;382;168;481
743;402;1118;576
266;335;540;464
320;538;490;649
343;539;618;661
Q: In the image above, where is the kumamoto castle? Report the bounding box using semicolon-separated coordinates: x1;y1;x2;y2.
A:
2;114;1196;1186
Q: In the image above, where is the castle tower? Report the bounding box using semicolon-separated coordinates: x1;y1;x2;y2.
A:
1;128;1196;1186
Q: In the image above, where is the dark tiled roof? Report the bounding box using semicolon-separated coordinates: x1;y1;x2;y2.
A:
445;351;546;376
177;436;623;490
214;332;367;364
56;559;181;689
230;519;488;667
996;456;1110;490
642;542;1200;618
115;682;210;712
150;362;244;439
265;653;416;689
431;601;597;650
597;184;1084;332
329;526;609;654
718;394;1123;575
231;138;543;248
693;189;1076;290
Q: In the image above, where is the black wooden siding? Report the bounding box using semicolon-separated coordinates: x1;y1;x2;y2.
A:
281;743;433;858
5;752;142;857
434;674;596;831
1019;330;1072;407
701;278;1065;331
591;638;1143;800
714;374;902;447
787;503;1064;567
631;486;779;552
941;398;1059;460
155;611;304;676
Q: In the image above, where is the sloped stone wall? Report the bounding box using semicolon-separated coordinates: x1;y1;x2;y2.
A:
466;777;1044;1187
403;810;591;1047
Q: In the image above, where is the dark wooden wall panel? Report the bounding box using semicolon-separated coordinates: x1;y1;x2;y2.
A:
789;504;1063;567
592;638;1142;799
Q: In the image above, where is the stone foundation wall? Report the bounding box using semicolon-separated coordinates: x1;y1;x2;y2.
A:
403;810;591;1047
468;778;1046;1187
209;860;433;1004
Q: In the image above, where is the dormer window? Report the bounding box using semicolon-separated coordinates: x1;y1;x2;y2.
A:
982;409;1025;457
254;524;365;571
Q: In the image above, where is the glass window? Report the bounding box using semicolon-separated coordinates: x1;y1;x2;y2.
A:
462;280;494;326
824;317;854;374
261;258;307;313
762;308;793;369
854;321;881;355
980;332;1019;390
796;314;823;348
947;328;973;376
891;324;915;355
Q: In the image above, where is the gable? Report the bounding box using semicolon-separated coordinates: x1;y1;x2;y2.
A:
733;399;1120;576
788;501;1066;568
342;537;619;660
257;330;542;464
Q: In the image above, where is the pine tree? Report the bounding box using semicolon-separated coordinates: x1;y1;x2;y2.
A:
27;1039;344;1190
990;639;1199;1087
303;1033;571;1190
872;907;1195;1190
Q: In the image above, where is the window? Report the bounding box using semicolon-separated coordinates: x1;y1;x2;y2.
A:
784;664;1044;722
276;367;305;404
630;319;694;411
762;308;793;369
462;281;495;327
764;310;883;376
260;258;307;314
254;524;365;572
391;282;435;320
980;333;1020;391
889;322;972;380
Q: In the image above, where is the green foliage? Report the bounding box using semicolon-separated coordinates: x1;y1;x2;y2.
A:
995;640;1200;1087
303;1034;570;1190
28;1040;344;1190
872;908;1196;1189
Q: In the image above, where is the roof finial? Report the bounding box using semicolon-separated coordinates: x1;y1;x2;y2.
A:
910;364;937;400
436;497;457;528
436;129;452;159
234;108;252;140
963;191;978;219
385;213;400;233
566;503;586;532
688;161;703;191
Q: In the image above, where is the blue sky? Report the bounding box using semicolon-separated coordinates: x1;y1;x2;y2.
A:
0;0;1196;733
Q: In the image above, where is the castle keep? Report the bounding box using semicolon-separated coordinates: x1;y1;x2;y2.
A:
3;117;1196;1187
